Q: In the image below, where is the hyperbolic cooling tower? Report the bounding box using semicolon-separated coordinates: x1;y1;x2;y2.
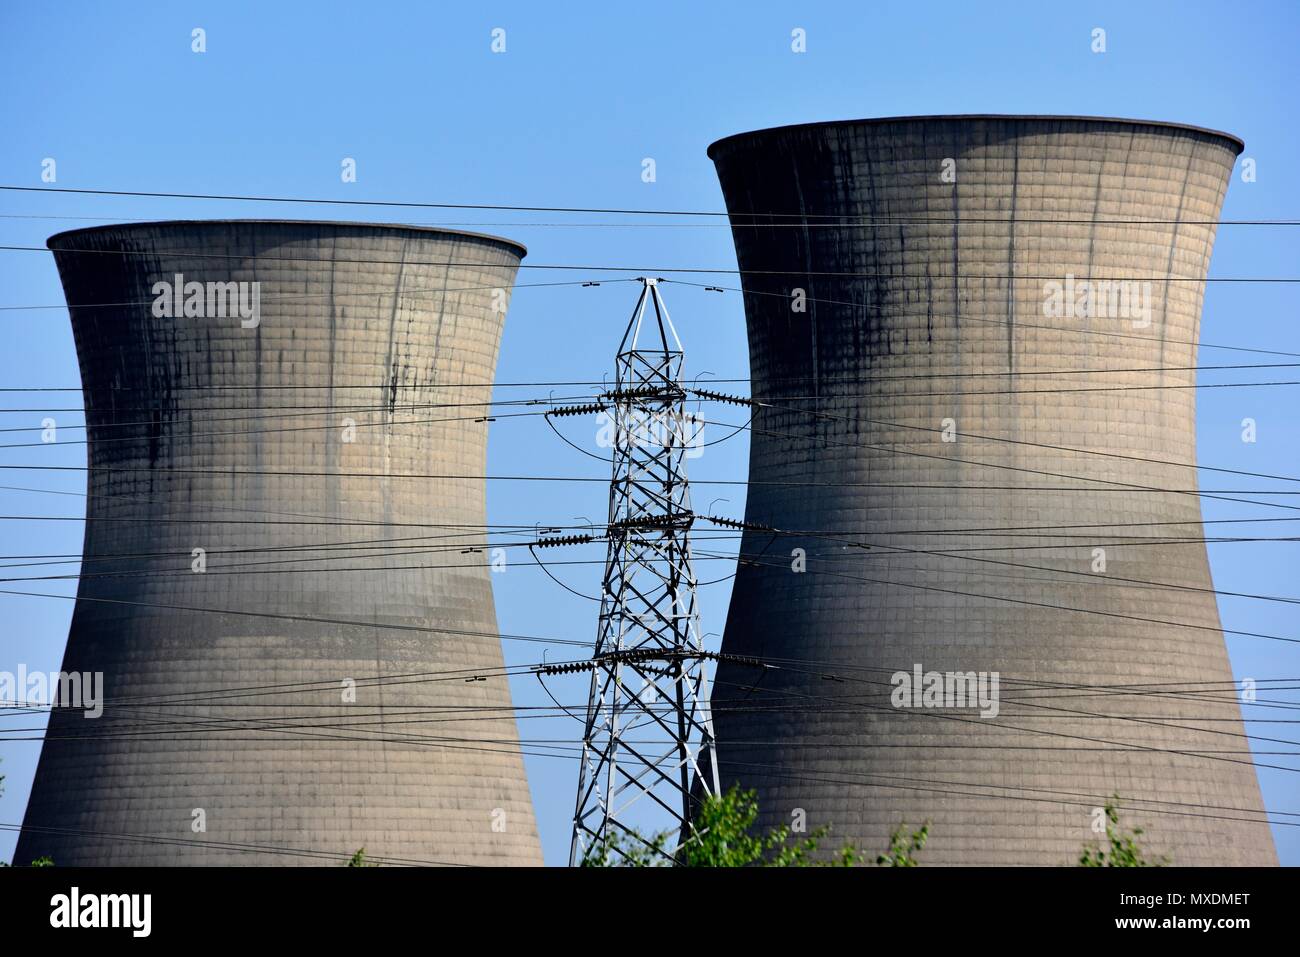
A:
16;220;543;865
707;116;1277;865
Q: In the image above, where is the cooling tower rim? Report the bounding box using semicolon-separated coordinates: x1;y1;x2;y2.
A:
707;114;1244;158
45;219;528;259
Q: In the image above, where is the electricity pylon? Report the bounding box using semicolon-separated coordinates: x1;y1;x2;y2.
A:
568;277;720;865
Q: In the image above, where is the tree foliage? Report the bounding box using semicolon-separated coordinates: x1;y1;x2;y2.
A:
346;847;376;867
584;785;883;867
1078;797;1167;867
875;822;930;867
0;766;55;867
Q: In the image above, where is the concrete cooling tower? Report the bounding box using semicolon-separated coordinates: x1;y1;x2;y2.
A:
707;116;1277;865
16;220;543;865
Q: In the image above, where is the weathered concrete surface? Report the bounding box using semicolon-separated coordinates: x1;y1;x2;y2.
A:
708;116;1277;865
17;221;543;866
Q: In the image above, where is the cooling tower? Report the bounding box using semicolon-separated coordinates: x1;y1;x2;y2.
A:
15;220;543;866
707;116;1277;865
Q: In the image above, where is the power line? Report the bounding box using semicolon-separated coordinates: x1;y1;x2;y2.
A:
0;394;595;431
10;540;1300;655
4;634;1292;728
705;675;1300;780
5;463;1300;498
9;211;1300;232
1;529;1294;612
0;480;601;528
5;241;1299;282
1;401;1295;506
3;360;1297;393
0;407;552;450
7;712;1296;833
11;721;1297;763
692;415;1300;515
0;529;1291;574
663;277;1300;360
695;549;1300;646
747;379;1300;398
717;667;1300;753
6;396;1294;496
12;689;1298;797
0;822;470;867
709;530;1300;606
1;661;546;712
3;376;1298;415
713;758;1292;831
4;475;1300;536
10;647;1285;713
5;669;1293;719
0;587;592;648
6;407;1296;511
0;277;621;313
4;183;1299;225
739;401;1300;485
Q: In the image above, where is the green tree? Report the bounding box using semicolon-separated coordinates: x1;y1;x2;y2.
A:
346;847;376;867
875;822;930;867
582;785;864;867
0;765;53;866
1078;797;1167;867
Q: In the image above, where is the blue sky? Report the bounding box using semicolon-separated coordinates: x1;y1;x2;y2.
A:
0;1;1296;866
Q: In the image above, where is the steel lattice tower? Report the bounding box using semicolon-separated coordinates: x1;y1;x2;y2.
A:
569;278;720;865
